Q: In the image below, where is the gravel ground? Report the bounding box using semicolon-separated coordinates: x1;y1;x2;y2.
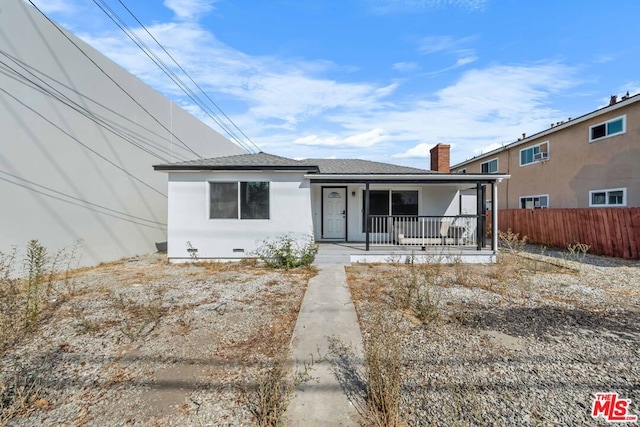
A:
0;254;311;426
347;251;640;426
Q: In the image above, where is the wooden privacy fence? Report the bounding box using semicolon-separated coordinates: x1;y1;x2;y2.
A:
488;208;640;259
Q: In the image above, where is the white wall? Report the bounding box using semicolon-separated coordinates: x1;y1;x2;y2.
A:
0;0;243;266
167;172;313;259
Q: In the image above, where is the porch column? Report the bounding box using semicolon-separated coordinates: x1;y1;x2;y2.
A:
365;182;370;251
476;182;483;251
492;180;498;252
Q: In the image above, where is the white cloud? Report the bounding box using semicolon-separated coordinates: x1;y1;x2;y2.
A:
368;0;488;14
295;128;387;148
393;142;433;158
64;4;580;167
418;35;475;55
163;0;218;21
393;62;419;72
30;0;78;15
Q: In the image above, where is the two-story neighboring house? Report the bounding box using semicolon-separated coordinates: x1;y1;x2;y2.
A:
450;93;640;210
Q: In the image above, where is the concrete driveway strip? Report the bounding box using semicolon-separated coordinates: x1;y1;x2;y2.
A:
284;264;365;426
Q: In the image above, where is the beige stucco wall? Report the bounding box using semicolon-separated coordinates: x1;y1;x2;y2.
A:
452;98;640;209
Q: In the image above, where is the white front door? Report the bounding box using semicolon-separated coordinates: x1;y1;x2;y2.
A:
323;188;346;240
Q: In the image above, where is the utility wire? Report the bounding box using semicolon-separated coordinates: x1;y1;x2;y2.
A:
0;54;178;163
0;170;166;226
0;175;165;230
0;49;195;161
115;0;261;153
0;87;167;198
26;0;202;159
92;0;256;153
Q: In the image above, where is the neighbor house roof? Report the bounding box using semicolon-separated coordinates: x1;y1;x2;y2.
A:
154;152;434;174
452;92;640;169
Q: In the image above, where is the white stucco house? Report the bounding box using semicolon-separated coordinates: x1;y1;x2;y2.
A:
154;148;509;263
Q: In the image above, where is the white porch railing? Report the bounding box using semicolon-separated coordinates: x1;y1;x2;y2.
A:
367;215;481;248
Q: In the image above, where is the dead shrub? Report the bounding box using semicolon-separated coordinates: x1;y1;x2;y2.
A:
242;358;292;427
363;312;402;427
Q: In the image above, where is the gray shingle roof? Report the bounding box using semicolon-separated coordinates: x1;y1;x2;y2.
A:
154;152;435;174
301;158;433;174
153;152;317;171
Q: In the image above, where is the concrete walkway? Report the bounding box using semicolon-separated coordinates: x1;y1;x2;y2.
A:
284;260;366;426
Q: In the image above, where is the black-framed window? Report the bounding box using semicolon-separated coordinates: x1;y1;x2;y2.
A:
210;181;270;219
362;190;389;232
362;190;419;232
392;191;418;215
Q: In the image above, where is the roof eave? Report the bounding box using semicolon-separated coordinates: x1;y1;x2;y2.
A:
305;173;509;182
153;165;319;172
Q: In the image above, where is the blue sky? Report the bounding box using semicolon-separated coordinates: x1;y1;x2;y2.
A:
33;0;640;168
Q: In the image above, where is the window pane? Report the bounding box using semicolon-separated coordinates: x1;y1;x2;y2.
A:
210;182;238;219
392;191;418;215
591;192;605;205
608;190;623;205
591;124;606;140
539;196;548;207
362;190;389;232
489;159;497;173
241;182;269;219
607;119;623;135
521;150;529;165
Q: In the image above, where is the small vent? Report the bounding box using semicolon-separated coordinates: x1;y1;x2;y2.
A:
233;248;245;253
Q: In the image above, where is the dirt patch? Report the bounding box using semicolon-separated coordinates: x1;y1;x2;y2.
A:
0;254;313;425
348;253;640;425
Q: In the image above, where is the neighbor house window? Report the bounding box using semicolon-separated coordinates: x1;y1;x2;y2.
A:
457;168;467;174
520;141;549;166
589;188;626;207
209;181;270;219
589;115;626;142
480;158;498;173
520;195;548;209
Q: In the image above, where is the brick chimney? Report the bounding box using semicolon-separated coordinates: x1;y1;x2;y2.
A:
430;143;450;173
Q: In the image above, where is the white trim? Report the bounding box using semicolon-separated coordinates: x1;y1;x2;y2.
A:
588;114;626;143
480;158;499;174
304;173;509;181
519;194;549;209
588;187;627;207
519;141;550;166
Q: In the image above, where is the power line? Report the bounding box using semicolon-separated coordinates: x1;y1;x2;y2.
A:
92;0;257;153
0;174;165;230
26;0;203;159
0;170;166;227
115;0;261;153
0;53;178;163
0;86;167;198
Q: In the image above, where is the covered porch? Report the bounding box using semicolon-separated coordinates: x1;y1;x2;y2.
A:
308;173;505;261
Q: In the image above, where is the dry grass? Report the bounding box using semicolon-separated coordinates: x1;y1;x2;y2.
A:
0;252;313;426
347;249;583;426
